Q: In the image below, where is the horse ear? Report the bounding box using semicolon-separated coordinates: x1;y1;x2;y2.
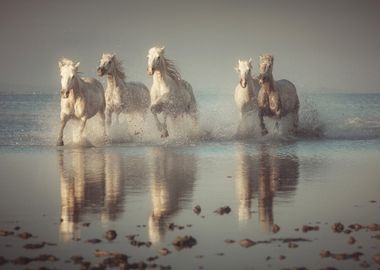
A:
249;58;252;64
75;62;80;69
160;46;165;53
58;61;63;69
111;54;116;59
238;59;241;64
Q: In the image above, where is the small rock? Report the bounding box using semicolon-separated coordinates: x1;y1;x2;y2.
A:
360;261;370;268
193;205;202;215
369;200;376;203
34;254;59;262
105;230;117;241
167;223;175;230
348;236;356;245
186;224;192;227
373;253;380;264
86;238;102;244
172;235;197;250
102;254;128;268
18;232;32;240
279;255;286;260
214;206;231;215
239;238;255;248
288;242;298;248
23;242;45;249
372;234;380;240
70;255;84;264
125;234;138;241
11;256;33;265
320;250;331;258
344;229;352;234
159;248;170;256
348;223;363;231
82;222;90;227
272;224;280;233
265;256;271;261
302;225;319;233
331;222;344;233
147;256;158;262
224;239;235;244
216;252;224;256
0;229;14;236
13;226;20;231
0;256;8;266
195;255;204;259
367;224;380;231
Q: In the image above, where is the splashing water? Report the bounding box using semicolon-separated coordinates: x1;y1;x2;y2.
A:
0;92;379;146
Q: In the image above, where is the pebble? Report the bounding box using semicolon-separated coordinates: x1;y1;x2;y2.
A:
193;205;201;215
159;248;171;256
272;224;280;233
0;229;14;236
214;206;231;215
367;223;380;231
349;223;363;231
105;230;117;241
224;239;235;244
18;232;32;239
331;222;344;233
320;250;363;260
348;236;356;245
279;255;286;260
172;235;197;250
13;226;20;231
82;222;91;227
86;238;102;244
373;253;380;264
302;225;319;233
288;242;299;248
239;238;255;248
23;242;45;249
70;255;84;264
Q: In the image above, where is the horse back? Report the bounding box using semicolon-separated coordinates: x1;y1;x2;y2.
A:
275;79;299;114
81;77;106;116
124;81;151;110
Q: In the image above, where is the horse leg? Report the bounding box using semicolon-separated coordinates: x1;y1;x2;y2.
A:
258;110;268;136
161;113;169;138
292;112;299;135
105;108;112;131
152;112;163;132
99;111;108;143
57;115;69;146
79;117;88;139
115;112;120;125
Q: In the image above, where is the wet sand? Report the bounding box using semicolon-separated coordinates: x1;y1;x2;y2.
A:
0;139;380;269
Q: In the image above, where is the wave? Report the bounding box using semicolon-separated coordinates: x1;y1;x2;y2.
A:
1;94;380;146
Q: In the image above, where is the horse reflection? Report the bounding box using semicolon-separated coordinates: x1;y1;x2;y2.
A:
234;143;299;231
148;147;197;243
59;149;147;241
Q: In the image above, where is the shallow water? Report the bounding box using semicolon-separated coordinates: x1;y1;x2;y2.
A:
0;139;380;269
0;93;380;269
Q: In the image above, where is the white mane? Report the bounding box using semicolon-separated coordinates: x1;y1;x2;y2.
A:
101;53;126;80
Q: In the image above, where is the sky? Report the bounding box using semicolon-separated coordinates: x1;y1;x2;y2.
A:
0;0;379;94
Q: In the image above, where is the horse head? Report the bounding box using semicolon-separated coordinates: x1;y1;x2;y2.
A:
235;58;253;88
147;46;165;75
97;53;115;76
259;54;274;81
58;58;80;98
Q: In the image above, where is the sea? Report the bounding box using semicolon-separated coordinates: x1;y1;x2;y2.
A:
0;92;379;269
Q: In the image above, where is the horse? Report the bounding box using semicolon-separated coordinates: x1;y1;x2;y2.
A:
97;53;150;134
57;58;106;146
257;54;299;136
147;46;198;138
234;59;260;134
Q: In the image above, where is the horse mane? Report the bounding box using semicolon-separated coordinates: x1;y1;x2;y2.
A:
111;56;126;80
161;56;181;82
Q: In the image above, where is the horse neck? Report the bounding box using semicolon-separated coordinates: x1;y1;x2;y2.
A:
155;58;179;87
72;76;84;98
106;70;125;92
261;74;275;93
246;75;255;90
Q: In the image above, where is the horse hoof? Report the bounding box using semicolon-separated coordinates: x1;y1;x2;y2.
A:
56;140;64;146
261;129;268;136
161;131;169;138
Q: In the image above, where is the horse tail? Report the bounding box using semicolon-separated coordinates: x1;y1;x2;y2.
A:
183;80;197;116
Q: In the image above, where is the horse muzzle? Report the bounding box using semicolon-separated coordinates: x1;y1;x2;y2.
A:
60;89;70;99
97;67;105;76
147;67;155;76
240;79;247;88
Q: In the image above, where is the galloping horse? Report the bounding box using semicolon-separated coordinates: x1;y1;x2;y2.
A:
257;55;299;135
57;58;106;146
147;46;197;138
97;53;150;134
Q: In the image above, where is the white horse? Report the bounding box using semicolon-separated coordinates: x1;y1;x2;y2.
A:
147;46;198;138
97;53;150;134
257;55;299;136
57;58;106;146
234;59;260;126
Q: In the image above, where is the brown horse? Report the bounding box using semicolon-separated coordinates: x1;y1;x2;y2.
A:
257;55;299;136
